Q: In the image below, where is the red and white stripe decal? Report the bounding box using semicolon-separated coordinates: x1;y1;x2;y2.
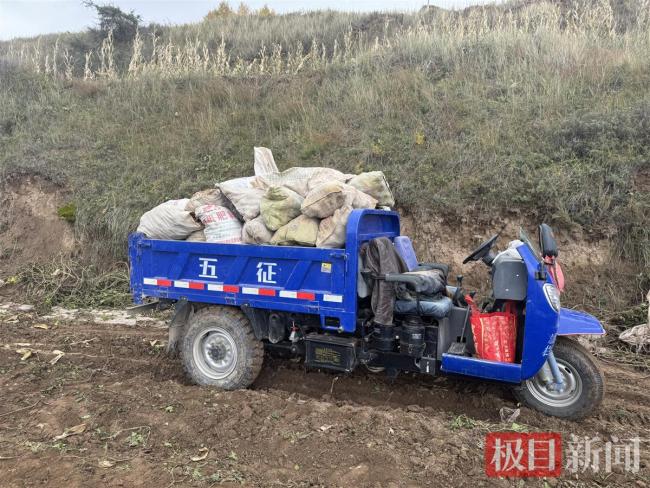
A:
143;278;206;290
143;278;172;287
242;287;277;297
204;283;239;293
143;278;335;302
172;280;205;290
278;290;316;300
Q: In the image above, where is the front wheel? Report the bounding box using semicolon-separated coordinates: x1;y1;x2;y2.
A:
513;337;604;420
181;306;264;390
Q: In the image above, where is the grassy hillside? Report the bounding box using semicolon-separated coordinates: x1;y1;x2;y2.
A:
0;0;648;308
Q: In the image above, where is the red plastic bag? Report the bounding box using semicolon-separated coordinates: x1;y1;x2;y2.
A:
466;296;517;363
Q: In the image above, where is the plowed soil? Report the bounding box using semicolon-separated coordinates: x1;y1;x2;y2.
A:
0;310;648;487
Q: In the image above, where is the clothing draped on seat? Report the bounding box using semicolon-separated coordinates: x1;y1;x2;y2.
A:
394;296;452;317
360;237;408;325
361;236;453;323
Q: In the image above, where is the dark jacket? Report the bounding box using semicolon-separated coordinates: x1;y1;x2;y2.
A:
360;237;408;325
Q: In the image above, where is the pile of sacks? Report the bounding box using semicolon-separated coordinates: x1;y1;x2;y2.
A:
137;148;394;249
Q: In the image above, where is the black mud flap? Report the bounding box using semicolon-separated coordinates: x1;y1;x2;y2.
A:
167;299;191;355
241;305;270;341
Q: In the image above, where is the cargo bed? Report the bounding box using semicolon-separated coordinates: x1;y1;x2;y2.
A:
129;209;401;332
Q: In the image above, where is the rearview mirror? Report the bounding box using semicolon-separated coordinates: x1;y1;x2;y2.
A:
539;223;558;258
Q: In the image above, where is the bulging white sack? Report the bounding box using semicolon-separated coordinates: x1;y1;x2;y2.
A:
137;199;202;240
242;215;274;244
344;185;378;209
218;177;265;221
301;181;348;219
347;171;395;207
316;205;352;248
186;229;207;242
256;167;351;197
195;205;243;244
185;189;229;213
254;146;279;176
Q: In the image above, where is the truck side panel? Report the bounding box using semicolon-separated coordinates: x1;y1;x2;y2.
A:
129;209;401;333
129;235;357;330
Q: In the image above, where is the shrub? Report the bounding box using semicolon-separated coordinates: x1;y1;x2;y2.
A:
205;2;234;20
83;1;141;43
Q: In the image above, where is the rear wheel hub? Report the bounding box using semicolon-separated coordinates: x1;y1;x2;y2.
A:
193;327;238;380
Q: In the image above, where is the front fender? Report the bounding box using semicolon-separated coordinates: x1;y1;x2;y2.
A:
557;308;605;336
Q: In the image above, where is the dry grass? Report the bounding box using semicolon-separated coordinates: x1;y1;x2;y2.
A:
4;0;650;80
0;0;648;308
17;257;131;309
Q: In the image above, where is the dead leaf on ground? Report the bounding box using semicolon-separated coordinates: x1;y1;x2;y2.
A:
499;407;521;424
53;423;87;440
33;324;50;330
98;460;115;468
319;424;334;432
16;348;32;361
190;447;209;462
50;350;65;365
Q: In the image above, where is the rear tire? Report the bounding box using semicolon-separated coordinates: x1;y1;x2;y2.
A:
513;337;604;420
181;306;263;390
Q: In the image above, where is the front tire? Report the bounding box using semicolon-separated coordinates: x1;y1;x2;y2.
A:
513;337;604;420
181;306;263;390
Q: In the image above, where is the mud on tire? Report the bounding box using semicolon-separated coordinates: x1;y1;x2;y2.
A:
181;306;264;390
513;337;604;420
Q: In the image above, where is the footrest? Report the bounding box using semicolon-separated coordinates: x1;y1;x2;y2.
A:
441;353;521;383
126;301;160;315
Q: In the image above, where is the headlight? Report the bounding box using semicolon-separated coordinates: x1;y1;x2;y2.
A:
543;283;561;312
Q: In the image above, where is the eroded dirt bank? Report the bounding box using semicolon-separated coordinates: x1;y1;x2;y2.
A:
0;176;74;279
0;308;648;487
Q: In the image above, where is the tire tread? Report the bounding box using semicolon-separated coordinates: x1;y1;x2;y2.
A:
181;306;264;390
513;337;604;420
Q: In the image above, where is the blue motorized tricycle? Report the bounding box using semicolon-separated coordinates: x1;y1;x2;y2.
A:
129;209;605;419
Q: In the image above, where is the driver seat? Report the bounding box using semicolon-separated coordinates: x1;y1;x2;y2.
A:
394;236;450;276
392;236;452;319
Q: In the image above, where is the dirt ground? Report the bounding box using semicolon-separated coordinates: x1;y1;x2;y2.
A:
0;306;648;487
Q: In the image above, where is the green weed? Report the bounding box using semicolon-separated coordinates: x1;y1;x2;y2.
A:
56;203;76;223
127;431;144;447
